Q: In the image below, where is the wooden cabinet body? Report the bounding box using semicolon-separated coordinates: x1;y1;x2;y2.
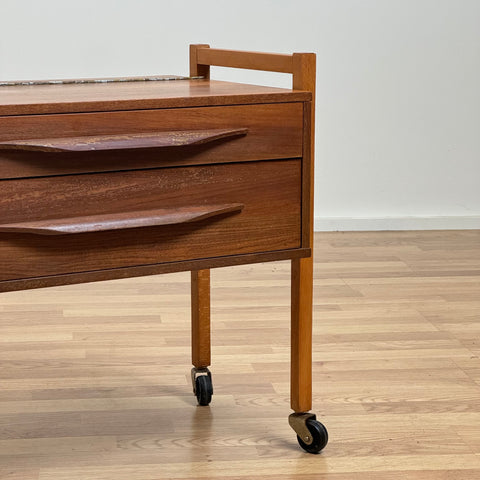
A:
0;46;327;452
0;83;311;291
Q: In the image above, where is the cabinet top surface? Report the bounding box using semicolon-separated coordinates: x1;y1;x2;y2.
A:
0;78;310;116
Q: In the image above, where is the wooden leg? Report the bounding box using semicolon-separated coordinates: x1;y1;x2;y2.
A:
191;269;211;369
290;256;313;413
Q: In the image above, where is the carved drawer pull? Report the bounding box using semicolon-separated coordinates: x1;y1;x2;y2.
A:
0;203;244;235
0;128;248;152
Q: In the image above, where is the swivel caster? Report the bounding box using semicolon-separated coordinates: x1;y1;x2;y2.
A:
191;367;213;406
289;412;328;454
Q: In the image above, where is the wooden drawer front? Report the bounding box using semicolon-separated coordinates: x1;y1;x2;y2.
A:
0;159;301;282
0;103;303;180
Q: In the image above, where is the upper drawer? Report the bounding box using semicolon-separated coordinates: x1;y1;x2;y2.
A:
0;102;303;179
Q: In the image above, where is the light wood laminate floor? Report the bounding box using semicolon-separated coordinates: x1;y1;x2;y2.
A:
1;231;479;480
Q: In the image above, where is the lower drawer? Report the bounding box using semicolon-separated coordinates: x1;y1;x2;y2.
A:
0;159;301;281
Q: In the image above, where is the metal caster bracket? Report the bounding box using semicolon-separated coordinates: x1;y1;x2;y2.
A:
288;412;317;446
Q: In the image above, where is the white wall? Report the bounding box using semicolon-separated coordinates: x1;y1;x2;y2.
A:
1;0;479;231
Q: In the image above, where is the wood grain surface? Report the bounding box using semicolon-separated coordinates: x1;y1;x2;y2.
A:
191;269;211;369
0;204;245;235
190;44;211;79
0;230;479;479
196;47;294;73
0;160;301;284
0;79;311;116
0;128;249;153
0;103;302;180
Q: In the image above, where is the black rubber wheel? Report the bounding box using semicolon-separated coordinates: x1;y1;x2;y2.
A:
195;374;213;406
296;419;328;454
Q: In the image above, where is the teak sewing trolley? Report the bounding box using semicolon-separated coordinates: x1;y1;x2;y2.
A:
0;45;328;453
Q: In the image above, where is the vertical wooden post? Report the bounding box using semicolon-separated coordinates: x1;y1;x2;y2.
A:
191;269;211;369
190;44;212;369
291;53;316;413
293;52;316;247
189;45;212;370
291;257;314;412
190;44;211;78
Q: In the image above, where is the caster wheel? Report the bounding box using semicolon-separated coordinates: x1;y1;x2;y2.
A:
296;418;328;454
193;371;213;406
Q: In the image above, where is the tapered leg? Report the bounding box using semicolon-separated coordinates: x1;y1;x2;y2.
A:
290;256;313;413
191;269;211;368
191;269;213;406
289;256;327;453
